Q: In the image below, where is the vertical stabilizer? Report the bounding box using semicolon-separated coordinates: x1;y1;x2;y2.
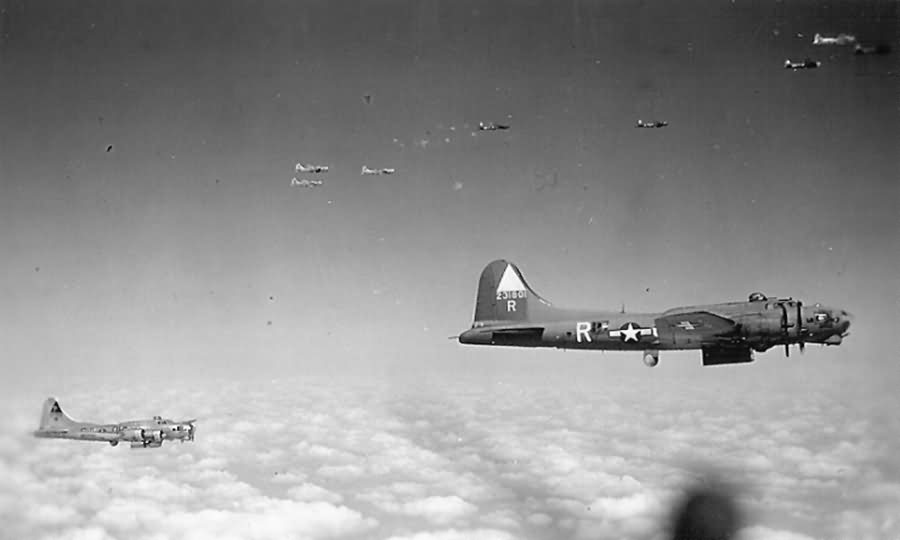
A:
472;260;554;324
39;397;76;430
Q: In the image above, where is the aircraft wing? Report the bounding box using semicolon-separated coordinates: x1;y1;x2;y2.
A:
655;311;737;337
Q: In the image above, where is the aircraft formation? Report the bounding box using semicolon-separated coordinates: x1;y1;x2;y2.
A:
37;20;865;463
291;162;330;187
457;260;851;367
289;117;519;187
33;398;196;448
786;30;891;70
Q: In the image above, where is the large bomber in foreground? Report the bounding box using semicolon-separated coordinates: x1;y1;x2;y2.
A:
458;260;851;367
33;398;196;448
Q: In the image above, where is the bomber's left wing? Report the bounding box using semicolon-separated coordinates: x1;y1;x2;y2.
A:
655;311;738;338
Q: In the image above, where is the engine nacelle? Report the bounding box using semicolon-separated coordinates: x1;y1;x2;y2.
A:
144;430;164;443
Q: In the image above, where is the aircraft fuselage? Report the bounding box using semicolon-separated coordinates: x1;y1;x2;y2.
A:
460;299;849;352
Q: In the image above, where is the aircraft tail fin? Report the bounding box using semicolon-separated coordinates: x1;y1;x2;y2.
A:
39;397;76;430
471;260;555;324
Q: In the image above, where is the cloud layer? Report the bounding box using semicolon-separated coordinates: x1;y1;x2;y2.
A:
1;369;897;540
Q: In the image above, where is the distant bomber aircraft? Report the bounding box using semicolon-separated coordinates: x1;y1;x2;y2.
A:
477;121;510;131
813;33;856;46
291;178;323;188
295;163;329;173
457;260;851;367
785;58;821;70
33;398;196;448
635;120;668;129
361;166;396;175
854;43;892;55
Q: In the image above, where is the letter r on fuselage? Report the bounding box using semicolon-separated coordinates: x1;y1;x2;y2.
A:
576;322;592;343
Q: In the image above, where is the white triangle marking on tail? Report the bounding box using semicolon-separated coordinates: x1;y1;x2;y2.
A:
496;264;526;293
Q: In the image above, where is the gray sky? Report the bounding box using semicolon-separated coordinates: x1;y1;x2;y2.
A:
1;0;897;383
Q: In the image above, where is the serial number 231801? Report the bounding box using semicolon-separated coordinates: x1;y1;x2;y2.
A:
496;290;527;301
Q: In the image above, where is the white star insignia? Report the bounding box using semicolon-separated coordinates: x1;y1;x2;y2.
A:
620;323;641;342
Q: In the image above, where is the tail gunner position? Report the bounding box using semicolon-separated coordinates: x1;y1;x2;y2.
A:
458;260;851;367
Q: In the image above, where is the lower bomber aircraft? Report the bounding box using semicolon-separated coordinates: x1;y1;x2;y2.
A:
457;260;851;367
33;398;196;448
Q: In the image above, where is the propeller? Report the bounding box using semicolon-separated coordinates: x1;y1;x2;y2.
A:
781;304;790;357
183;419;197;442
779;300;807;357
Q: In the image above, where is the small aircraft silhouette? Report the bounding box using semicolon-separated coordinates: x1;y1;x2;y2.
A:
33;398;196;448
813;33;856;46
457;260;851;367
290;178;323;188
361;166;396;175
295;163;329;174
636;119;669;128
477;121;510;131
854;43;892;55
785;58;822;70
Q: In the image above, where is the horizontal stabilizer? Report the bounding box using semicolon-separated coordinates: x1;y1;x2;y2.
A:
491;327;545;336
490;327;544;346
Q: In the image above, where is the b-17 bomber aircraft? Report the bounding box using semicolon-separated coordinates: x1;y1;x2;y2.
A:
295;163;329;173
635;120;668;129
33;398;196;448
457;260;851;367
291;177;323;188
361;166;396;175
813;32;856;46
785;58;822;70
854;43;892;55
477;121;510;131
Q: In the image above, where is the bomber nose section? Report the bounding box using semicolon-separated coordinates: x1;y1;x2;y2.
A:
838;310;852;333
822;308;851;345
